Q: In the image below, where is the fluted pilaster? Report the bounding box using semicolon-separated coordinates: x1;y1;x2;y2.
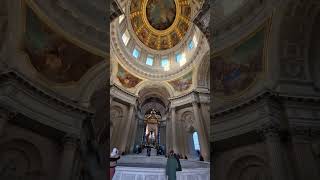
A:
59;134;79;180
192;102;209;161
260;123;289;180
290;126;320;180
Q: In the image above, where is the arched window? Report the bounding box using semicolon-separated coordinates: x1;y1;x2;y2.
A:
146;55;154;66
193;132;200;151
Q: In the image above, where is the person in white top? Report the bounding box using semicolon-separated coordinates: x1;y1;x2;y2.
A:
109;148;120;179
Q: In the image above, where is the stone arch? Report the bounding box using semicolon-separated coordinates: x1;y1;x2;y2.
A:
0;139;43;180
137;84;171;114
227;155;271;180
110;105;124;150
135;81;175;98
179;110;198;157
196;51;210;89
78;61;107;107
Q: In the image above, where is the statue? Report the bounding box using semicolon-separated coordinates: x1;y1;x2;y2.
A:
144;109;160;146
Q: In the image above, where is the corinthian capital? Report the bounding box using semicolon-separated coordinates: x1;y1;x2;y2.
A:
258;122;281;140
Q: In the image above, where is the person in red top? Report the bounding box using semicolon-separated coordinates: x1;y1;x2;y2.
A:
109;148;120;179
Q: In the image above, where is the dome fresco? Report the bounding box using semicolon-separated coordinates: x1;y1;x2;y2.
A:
130;0;191;50
146;0;176;30
110;0;208;83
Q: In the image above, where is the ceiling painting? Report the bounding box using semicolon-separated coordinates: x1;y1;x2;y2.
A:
24;8;103;84
212;26;267;97
146;0;176;30
117;64;142;88
169;71;193;92
130;0;191;50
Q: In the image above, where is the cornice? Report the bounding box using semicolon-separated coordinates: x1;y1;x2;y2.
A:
0;70;94;116
212;89;320;119
110;84;138;105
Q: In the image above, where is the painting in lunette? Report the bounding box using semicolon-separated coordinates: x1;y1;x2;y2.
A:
24;8;103;84
169;72;193;92
212;28;265;97
117;65;142;88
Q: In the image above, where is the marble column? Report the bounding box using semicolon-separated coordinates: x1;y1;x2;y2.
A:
200;103;210;139
110;96;113;141
122;104;134;153
129;116;138;153
161;124;166;146
166;119;170;153
0;109;9;136
290;127;320;180
59;135;78;180
261;124;289;180
178;121;184;156
192;102;209;161
171;107;178;153
179;121;187;157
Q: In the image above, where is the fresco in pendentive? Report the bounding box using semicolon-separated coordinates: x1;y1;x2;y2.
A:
212;28;265;97
117;65;142;88
146;0;176;30
169;72;193;92
24;8;103;84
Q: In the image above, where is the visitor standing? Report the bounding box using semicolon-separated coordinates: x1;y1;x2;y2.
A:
174;153;182;171
110;148;120;179
166;150;179;180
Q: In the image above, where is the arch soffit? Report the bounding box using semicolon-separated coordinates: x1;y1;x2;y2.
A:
0;139;43;171
196;51;210;88
226;155;270;180
135;81;175;98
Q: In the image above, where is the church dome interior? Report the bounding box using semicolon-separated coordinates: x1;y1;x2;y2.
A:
1;0;320;180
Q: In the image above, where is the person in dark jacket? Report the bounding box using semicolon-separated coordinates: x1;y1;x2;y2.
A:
199;154;204;161
166;150;179;180
174;153;182;171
